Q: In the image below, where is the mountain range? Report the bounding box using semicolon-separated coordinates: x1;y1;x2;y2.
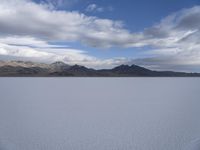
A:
0;61;199;77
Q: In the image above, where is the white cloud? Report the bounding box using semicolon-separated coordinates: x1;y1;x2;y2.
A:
0;0;136;48
0;36;94;64
85;4;113;13
86;4;104;12
0;36;129;69
134;6;200;71
0;36;50;48
40;0;79;9
1;0;200;71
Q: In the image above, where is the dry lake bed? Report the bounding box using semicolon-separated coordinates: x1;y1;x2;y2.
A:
0;78;200;150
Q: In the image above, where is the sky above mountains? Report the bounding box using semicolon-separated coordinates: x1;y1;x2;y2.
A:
0;0;200;72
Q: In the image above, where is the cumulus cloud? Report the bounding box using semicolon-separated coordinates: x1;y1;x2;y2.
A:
0;36;93;64
85;4;113;13
86;4;110;13
40;0;79;9
0;0;200;71
0;0;136;48
133;6;200;71
86;4;101;12
0;36;129;69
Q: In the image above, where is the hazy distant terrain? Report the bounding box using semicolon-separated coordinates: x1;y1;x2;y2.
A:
0;78;200;150
0;61;200;77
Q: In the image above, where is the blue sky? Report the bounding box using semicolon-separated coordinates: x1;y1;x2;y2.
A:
34;0;200;30
0;0;200;72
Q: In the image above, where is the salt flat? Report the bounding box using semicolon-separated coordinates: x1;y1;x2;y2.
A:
0;78;200;150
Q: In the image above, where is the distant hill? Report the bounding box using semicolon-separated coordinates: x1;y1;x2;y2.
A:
0;61;199;77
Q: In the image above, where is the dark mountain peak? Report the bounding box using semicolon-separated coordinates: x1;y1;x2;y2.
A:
50;61;70;72
113;64;149;71
111;64;153;76
118;64;129;67
0;60;199;77
65;64;99;76
70;64;89;70
112;64;130;70
73;64;82;67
